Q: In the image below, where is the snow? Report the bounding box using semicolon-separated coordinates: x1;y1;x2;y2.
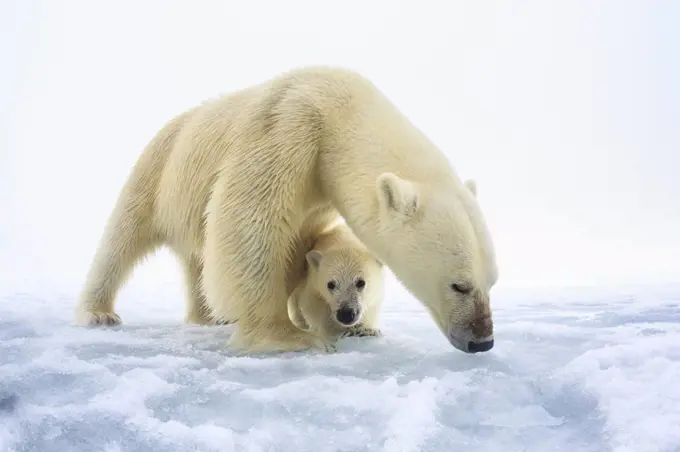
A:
1;281;679;452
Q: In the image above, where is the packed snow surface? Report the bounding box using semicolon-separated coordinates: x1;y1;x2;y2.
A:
1;281;679;452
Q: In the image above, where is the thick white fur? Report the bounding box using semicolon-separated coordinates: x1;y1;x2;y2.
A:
74;65;498;354
287;221;384;350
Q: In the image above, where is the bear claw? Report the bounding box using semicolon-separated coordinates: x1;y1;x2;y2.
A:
77;311;122;326
322;342;338;353
341;326;382;338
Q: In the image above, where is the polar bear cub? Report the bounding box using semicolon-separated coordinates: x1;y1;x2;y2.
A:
287;221;385;349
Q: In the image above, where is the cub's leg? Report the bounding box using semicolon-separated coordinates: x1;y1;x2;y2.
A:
287;292;311;332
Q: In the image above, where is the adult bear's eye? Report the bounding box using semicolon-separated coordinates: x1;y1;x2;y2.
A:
327;281;336;291
451;283;471;294
356;279;366;289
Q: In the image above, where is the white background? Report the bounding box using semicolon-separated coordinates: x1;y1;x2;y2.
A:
2;0;679;294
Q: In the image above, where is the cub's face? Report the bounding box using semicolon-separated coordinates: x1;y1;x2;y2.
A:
375;172;498;354
306;248;381;328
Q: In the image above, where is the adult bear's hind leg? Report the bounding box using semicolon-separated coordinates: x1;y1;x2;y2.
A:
178;253;235;325
179;253;214;325
74;192;160;326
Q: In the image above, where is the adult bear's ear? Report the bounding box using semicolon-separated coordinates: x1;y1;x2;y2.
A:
376;172;420;219
306;250;323;270
464;179;477;198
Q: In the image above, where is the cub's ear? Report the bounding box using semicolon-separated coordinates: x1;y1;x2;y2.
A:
306;250;323;269
464;179;477;197
376;172;420;218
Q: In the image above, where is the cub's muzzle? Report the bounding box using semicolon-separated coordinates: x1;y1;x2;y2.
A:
335;303;361;326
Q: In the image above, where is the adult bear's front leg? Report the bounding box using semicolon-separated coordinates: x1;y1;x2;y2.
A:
201;165;332;354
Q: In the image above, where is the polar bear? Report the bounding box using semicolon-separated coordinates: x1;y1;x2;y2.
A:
74;65;498;355
287;221;385;349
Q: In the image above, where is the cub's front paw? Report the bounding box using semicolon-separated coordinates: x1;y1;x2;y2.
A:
341;325;382;338
307;334;338;353
321;341;338;353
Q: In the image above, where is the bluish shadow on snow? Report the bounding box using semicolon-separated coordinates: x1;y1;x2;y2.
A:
1;286;679;452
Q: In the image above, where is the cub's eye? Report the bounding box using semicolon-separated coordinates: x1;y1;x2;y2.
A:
451;283;471;294
356;279;366;289
327;281;337;291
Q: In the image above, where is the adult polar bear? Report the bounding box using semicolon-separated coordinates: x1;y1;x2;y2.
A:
74;66;499;354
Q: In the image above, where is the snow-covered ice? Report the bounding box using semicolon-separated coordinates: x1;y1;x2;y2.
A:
1;279;679;452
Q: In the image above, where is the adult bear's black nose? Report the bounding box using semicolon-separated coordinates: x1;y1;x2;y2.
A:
467;339;494;353
336;306;358;325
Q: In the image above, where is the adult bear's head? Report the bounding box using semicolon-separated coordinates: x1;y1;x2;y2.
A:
375;172;498;354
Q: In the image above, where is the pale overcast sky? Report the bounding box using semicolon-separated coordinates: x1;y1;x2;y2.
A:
1;0;678;296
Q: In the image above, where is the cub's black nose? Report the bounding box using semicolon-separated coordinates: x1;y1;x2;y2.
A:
467;339;494;353
336;306;357;325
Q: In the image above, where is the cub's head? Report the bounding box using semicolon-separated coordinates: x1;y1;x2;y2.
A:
375;172;499;354
306;247;384;328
